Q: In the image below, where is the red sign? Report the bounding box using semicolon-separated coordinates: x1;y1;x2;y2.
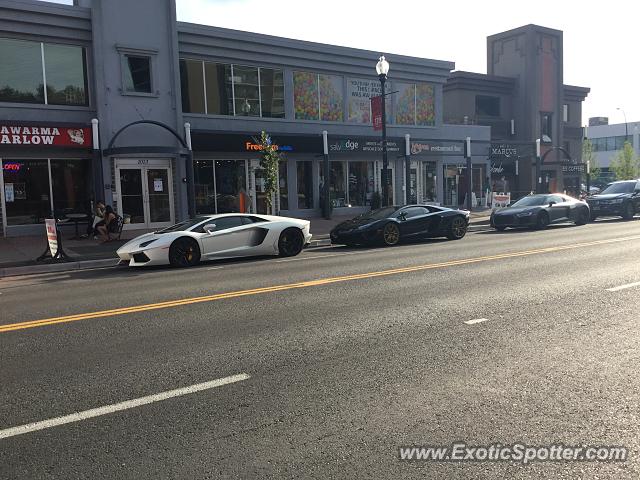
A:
371;95;383;131
0;124;92;148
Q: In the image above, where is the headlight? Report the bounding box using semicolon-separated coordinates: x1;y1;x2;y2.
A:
611;198;624;204
516;211;534;217
139;239;157;248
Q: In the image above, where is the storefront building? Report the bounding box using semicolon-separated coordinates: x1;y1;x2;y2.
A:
1;0;491;236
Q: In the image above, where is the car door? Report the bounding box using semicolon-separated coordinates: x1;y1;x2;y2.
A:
199;216;254;258
397;207;431;238
547;195;568;222
633;181;640;211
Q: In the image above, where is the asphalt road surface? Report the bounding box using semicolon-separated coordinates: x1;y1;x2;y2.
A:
2;219;640;479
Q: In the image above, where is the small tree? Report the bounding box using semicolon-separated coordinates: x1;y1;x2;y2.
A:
581;138;600;180
254;131;283;213
610;141;640;180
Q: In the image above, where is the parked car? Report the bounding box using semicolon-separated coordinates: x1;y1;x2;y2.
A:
587;180;640;221
330;205;470;247
117;214;312;267
490;193;590;231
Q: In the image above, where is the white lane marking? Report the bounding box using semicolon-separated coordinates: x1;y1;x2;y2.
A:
607;281;640;292
207;266;226;270
464;318;489;325
0;373;250;440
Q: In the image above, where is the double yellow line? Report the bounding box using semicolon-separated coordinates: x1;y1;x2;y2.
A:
2;235;639;334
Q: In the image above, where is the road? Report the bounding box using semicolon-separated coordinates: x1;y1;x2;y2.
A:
1;219;640;479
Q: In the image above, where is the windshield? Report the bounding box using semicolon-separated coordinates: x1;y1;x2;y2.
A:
601;182;636;194
155;216;209;233
511;196;549;207
358;207;401;220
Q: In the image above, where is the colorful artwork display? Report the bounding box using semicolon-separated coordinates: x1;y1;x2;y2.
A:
395;83;416;125
319;74;343;121
293;71;319;120
416;83;435;126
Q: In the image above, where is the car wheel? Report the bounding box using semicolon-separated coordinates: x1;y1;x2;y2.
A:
535;211;550;229
447;216;468;240
575;208;589;226
278;228;304;257
622;202;635;220
494;226;507;232
169;237;201;267
382;223;400;246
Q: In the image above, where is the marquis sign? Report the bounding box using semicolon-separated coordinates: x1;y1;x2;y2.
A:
489;142;535;159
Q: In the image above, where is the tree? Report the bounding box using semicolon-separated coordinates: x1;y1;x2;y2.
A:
581;138;600;180
609;141;640;180
254;131;283;213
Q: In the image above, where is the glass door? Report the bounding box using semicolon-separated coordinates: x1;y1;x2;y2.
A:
146;168;171;225
116;163;174;229
119;168;145;224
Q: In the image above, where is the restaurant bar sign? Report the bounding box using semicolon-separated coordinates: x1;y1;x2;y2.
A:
411;141;463;156
0;124;92;148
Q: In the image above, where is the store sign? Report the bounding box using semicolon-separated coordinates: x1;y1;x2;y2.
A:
45;219;59;257
2;162;22;171
411;141;463;156
562;164;586;174
329;137;400;154
0;124;92;148
489;142;534;159
244;141;294;152
491;193;511;209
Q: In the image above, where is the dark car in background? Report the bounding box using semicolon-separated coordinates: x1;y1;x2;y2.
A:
587;180;640;221
330;205;470;246
490;194;590;231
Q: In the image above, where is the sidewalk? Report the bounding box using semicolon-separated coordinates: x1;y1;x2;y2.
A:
0;210;492;277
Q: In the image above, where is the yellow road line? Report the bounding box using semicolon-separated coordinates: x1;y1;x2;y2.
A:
2;234;639;334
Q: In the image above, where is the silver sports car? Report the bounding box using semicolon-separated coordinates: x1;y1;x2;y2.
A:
117;214;312;267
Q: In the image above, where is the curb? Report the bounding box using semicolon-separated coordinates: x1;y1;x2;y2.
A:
0;258;119;279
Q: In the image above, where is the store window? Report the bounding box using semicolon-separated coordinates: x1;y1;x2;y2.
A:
395;83;416;125
347;78;388;124
204;62;233;115
296;161;314;209
179;59;206;114
348;161;374;206
215;160;247;213
44;44;88;106
233;65;260;117
294;71;344;121
0;38;88;106
475;95;500;117
319;162;347;207
421;162;437;202
194;160;216;214
0;38;43;104
416;84;435;126
260;68;285;118
122;54;152;94
50;159;90;217
3;160;50;225
279;161;288;210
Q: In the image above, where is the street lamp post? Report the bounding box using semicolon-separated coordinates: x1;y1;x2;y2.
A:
617;107;629;140
535;138;541;194
376;55;390;207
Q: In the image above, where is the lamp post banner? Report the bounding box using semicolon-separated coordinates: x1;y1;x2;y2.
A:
371;95;383;131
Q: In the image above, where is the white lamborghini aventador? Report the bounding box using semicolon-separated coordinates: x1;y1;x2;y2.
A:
116;213;312;267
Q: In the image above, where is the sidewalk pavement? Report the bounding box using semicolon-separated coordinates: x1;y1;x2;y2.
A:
0;209;492;277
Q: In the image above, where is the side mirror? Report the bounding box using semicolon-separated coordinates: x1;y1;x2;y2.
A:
203;223;216;234
398;212;407;221
548;201;556;207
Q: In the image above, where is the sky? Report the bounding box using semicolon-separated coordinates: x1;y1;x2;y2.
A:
48;0;639;126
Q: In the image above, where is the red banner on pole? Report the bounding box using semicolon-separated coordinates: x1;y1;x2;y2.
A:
371;95;383;131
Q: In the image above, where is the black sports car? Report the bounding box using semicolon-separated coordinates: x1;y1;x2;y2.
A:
490;193;590;231
330;205;470;246
587;179;640;221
